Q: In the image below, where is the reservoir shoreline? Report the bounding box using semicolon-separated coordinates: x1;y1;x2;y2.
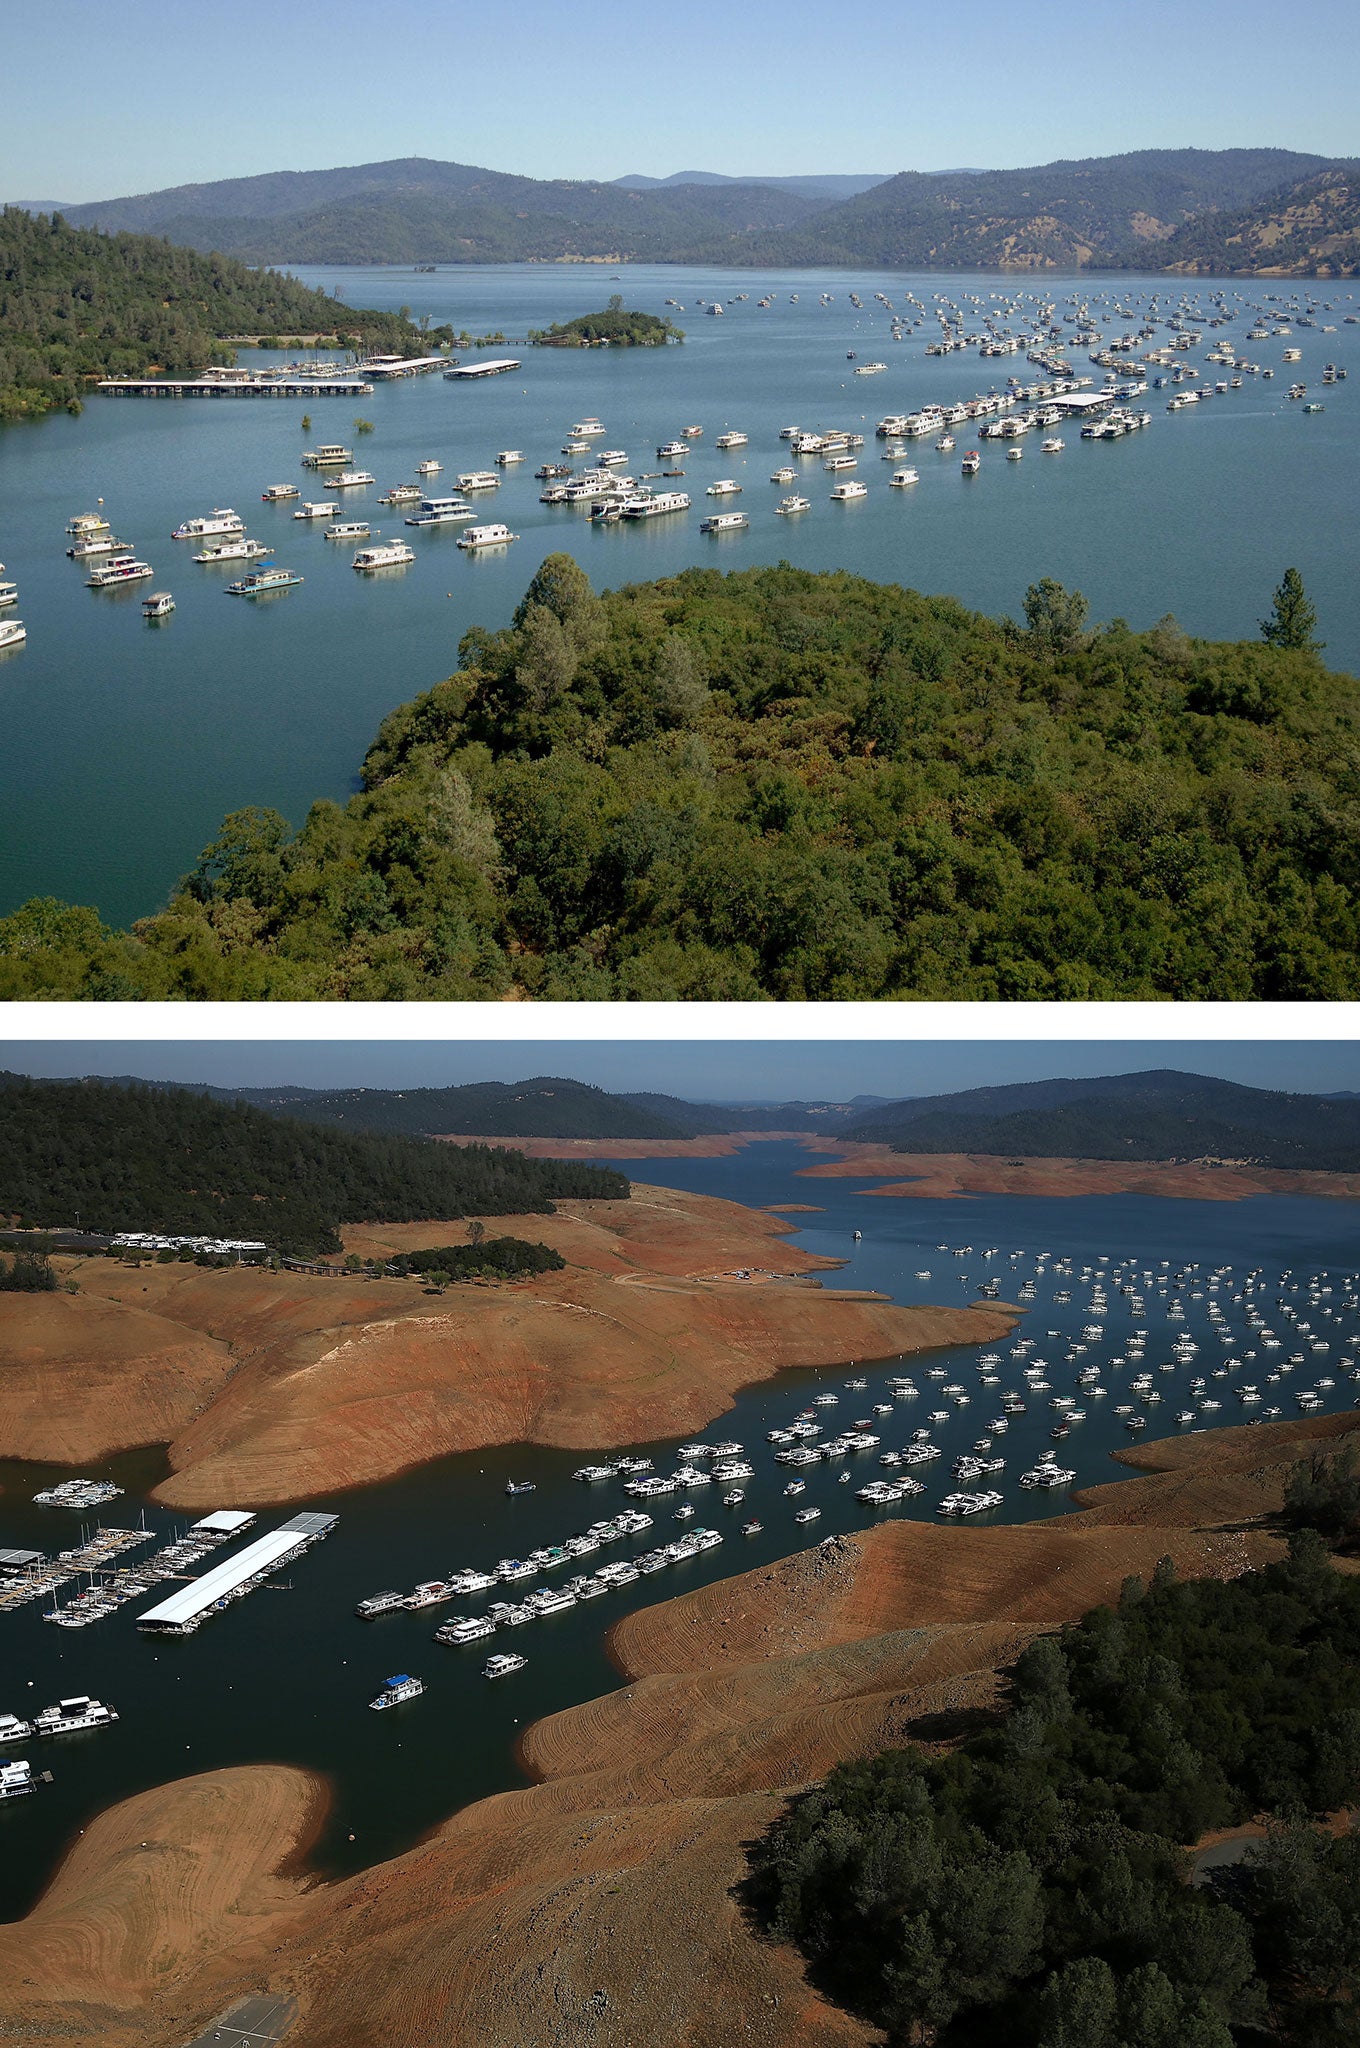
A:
3;1408;1355;2048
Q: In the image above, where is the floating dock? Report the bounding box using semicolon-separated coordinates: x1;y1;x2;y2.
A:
137;1512;337;1633
189;1509;257;1539
98;376;374;399
359;355;449;379
444;359;521;379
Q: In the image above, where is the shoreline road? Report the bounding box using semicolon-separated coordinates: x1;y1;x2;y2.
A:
187;1994;297;2048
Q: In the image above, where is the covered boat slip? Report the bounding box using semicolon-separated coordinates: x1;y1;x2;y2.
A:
0;1548;45;1571
137;1512;337;1633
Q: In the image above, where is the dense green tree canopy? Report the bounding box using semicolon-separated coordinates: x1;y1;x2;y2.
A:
0;207;451;419
749;1530;1360;2045
0;1072;628;1253
532;300;683;346
1;558;1356;1001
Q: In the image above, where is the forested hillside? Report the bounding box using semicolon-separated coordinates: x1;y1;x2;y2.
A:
38;147;1350;272
225;1077;690;1140
0;1073;628;1252
0;207;448;420
2;556;1356;1003
844;1069;1360;1169
52;156;818;266
1150;163;1360;276
750;1536;1360;2045
747;148;1334;271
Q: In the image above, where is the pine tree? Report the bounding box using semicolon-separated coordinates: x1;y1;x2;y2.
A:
1260;567;1323;652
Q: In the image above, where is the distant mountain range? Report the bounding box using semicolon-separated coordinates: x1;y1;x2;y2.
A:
841;1069;1360;1171
15;147;1355;274
49;1069;1360;1170
613;171;893;201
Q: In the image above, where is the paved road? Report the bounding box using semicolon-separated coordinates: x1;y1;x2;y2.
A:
184;1994;297;2048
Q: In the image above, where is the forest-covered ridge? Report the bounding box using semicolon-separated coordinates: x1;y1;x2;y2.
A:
0;1073;629;1254
0;207;451;421
745;149;1353;275
1;556;1357;1003
843;1069;1360;1170
28;147;1356;273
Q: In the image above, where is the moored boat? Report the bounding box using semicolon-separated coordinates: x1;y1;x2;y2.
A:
369;1674;424;1710
225;567;303;596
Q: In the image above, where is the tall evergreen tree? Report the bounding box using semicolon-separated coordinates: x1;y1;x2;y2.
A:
1260;567;1323;653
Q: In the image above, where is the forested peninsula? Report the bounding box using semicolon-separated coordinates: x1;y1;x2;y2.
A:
1;557;1356;1003
0;208;450;420
0;1072;628;1252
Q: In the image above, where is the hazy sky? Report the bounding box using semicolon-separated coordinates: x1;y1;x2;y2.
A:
3;1042;1356;1099
4;0;1356;202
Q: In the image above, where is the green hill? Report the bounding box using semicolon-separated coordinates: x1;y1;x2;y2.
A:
0;1073;629;1254
229;1077;690;1140
746;148;1332;270
53;156;819;266
843;1068;1360;1169
2;555;1357;1003
1149;163;1360;276
0;207;451;421
39;147;1351;272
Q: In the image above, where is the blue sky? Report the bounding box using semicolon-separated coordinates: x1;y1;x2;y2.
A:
3;1043;1356;1098
4;0;1356;202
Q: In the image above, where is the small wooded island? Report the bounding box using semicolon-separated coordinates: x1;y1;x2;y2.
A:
531;296;683;346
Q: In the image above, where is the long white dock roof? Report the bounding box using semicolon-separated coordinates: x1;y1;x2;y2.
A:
138;1512;336;1627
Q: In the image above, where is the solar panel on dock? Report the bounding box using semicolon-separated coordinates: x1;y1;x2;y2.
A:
279;1511;338;1537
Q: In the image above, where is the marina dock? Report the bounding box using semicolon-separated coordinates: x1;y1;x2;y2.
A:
359;355;449;379
98;375;374;399
137;1511;337;1633
444;358;522;379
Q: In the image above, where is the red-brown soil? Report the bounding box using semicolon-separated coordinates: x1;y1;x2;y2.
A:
6;1414;1354;2048
0;1185;1014;1510
794;1146;1360;1202
434;1131;816;1160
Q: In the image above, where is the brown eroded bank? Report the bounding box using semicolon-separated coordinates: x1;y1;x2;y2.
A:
433;1130;1360;1201
0;1182;1015;1511
3;1411;1356;2048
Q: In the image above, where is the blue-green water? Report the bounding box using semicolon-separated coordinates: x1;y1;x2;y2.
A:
0;1143;1356;1919
0;266;1353;924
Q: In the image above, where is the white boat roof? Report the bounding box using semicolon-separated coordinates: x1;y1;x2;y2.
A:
190;1509;256;1534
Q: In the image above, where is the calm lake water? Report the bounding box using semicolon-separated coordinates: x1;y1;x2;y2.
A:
0;265;1353;924
1;1143;1356;1919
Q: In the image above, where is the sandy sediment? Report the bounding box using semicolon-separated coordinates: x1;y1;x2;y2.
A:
0;1290;234;1466
0;1184;1014;1509
0;1766;322;2031
793;1146;1360;1202
8;1413;1353;2048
